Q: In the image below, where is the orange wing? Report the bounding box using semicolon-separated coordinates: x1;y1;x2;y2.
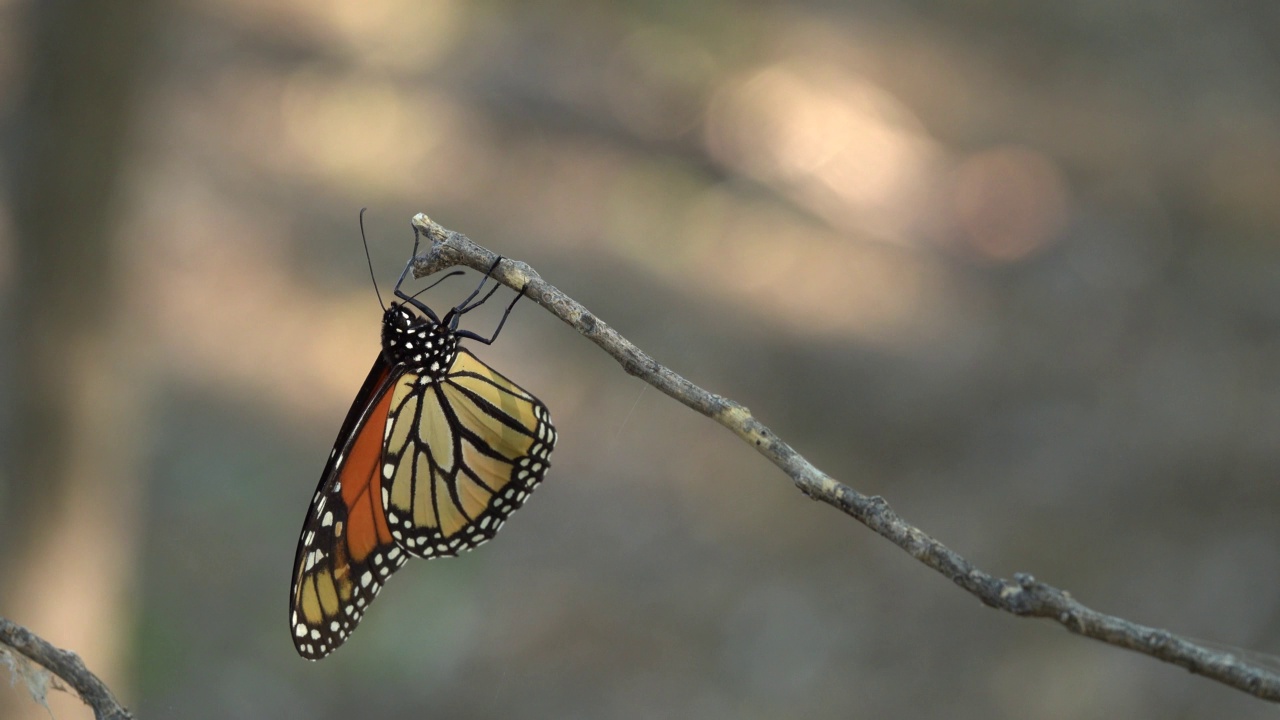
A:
289;357;407;659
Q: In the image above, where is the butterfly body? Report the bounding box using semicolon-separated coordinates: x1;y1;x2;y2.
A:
382;303;458;380
290;257;555;660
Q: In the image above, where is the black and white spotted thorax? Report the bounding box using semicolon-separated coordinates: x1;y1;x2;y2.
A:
381;304;458;381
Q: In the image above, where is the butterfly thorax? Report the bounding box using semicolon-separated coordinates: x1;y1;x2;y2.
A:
381;303;459;380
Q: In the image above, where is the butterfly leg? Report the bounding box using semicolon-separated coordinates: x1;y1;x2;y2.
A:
392;223;428;297
443;258;506;329
394;271;468;323
453;257;505;315
455;282;526;346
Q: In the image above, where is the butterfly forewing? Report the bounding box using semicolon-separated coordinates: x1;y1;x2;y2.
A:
290;358;408;660
382;348;557;558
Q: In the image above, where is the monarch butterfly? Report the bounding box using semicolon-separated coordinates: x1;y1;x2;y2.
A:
289;224;556;660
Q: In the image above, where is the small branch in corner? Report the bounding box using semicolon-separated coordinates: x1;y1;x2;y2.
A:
0;617;133;720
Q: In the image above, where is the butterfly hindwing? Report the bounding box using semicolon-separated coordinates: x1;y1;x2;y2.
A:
382;348;556;558
290;357;409;660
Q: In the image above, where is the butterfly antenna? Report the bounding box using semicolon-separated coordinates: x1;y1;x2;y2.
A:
359;208;386;311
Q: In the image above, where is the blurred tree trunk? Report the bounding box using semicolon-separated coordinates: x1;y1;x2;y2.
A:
2;0;158;716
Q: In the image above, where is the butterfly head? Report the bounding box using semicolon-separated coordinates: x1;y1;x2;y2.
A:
381;302;459;379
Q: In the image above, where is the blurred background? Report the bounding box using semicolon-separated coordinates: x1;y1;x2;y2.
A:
1;0;1279;717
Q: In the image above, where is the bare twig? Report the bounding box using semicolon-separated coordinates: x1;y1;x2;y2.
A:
407;212;1280;702
0;617;133;720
